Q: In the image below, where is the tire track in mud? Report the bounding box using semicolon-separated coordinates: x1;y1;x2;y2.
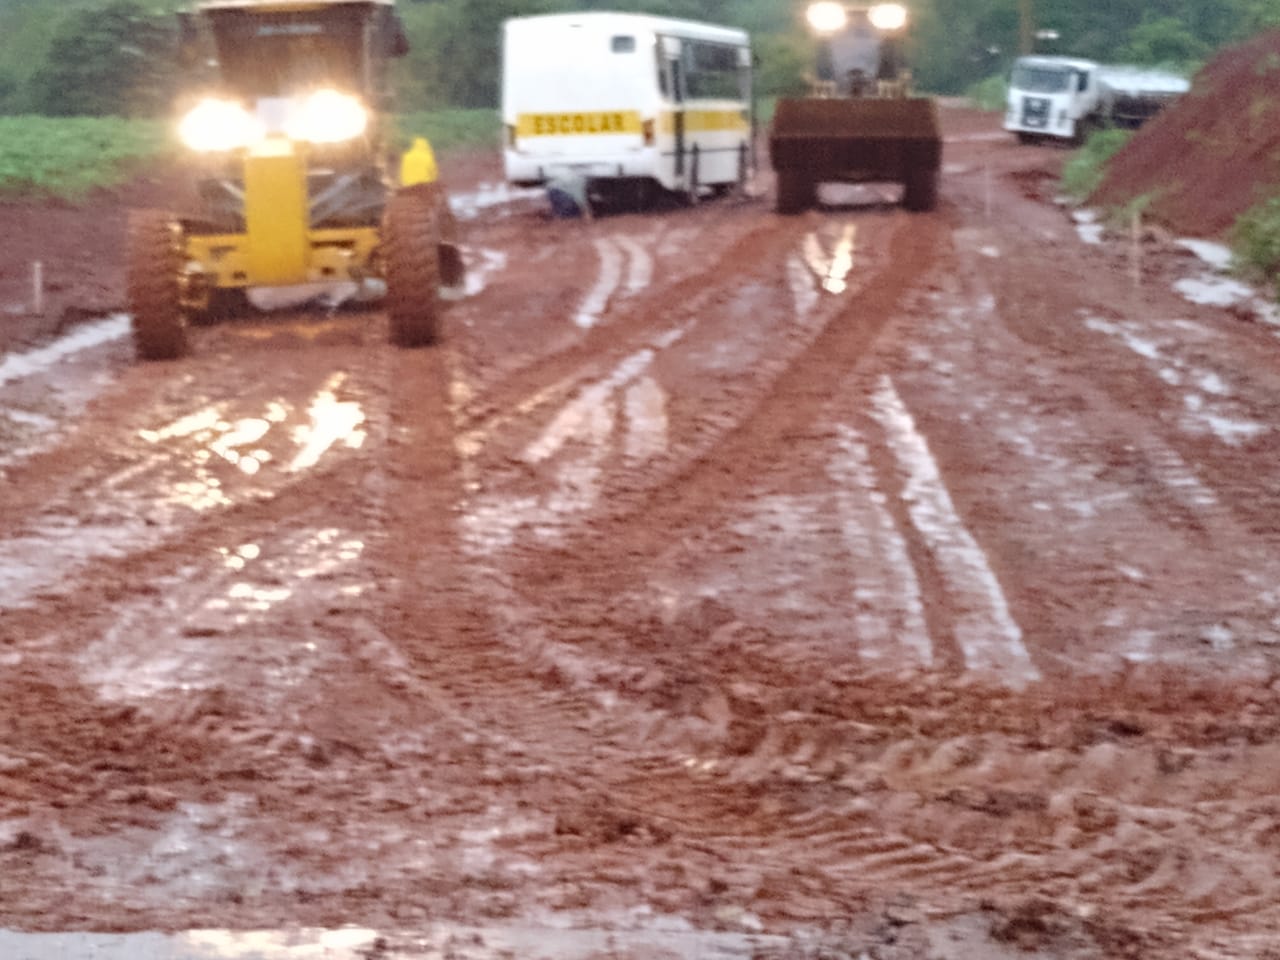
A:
949;161;1280;554
451;205;799;449
901;189;1280;677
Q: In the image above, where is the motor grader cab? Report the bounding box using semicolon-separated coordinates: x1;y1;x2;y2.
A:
127;0;461;360
770;2;941;214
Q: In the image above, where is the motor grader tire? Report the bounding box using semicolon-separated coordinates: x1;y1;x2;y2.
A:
126;211;188;361
384;184;445;348
776;169;816;215
902;164;939;213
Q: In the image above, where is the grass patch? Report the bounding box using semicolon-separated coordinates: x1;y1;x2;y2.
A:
1231;193;1280;297
395;109;501;153
0;109;507;200
967;74;1008;113
0;115;171;197
1061;128;1133;200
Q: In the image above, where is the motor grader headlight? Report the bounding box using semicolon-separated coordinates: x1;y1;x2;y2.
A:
868;3;909;32
806;1;849;35
178;99;264;153
284;89;369;145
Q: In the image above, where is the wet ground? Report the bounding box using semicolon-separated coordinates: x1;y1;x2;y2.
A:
2;108;1280;959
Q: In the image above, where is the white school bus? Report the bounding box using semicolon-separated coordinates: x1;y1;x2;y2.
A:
502;12;753;202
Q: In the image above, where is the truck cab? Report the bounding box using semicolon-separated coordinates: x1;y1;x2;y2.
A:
1004;55;1098;144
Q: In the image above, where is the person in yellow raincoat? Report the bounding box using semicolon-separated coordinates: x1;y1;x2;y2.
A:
398;136;464;290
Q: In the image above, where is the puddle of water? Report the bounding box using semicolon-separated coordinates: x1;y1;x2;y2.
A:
1070;209;1104;245
787;256;819;318
1174;274;1253;307
461;246;508;298
288;374;366;472
449;182;545;221
574;237;625;330
0;518;150;610
0;922;793;960
1084;314;1268;447
79;527;366;701
1177;238;1234;271
801;224;857;295
0;314;130;387
623;376;668;462
613;235;654;295
828;426;932;666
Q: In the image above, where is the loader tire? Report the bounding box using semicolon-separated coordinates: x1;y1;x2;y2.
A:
384;184;445;348
776;170;815;215
126;211;188;361
902;164;939;213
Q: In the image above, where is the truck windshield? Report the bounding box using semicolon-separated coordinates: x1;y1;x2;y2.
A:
209;8;366;99
1011;65;1073;94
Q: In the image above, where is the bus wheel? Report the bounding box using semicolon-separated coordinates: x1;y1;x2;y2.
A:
685;146;701;206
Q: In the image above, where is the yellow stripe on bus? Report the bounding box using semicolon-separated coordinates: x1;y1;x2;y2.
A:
660;109;750;134
517;111;644;137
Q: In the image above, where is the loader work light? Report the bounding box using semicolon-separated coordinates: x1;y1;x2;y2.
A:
283;89;370;145
868;3;909;31
178;98;265;153
806;2;849;35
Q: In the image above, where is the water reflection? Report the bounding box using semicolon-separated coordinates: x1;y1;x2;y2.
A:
802;223;858;295
289;374;366;472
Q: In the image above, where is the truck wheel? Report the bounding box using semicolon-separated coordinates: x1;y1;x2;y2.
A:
384;184;445;348
1016;131;1041;146
776;170;815;215
902;165;939;213
127;211;188;361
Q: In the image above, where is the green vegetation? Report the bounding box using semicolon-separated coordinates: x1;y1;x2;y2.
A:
1231;193;1280;296
5;0;1280;116
394;109;501;152
0;109;503;198
967;74;1009;113
0;116;169;196
1062;128;1133;200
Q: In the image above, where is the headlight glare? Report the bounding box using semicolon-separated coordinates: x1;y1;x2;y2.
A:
178;99;264;153
285;90;369;145
806;2;849;34
868;3;909;31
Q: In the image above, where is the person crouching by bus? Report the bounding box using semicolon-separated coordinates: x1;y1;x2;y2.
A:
546;171;591;219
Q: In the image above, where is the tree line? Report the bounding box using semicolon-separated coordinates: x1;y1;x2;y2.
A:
3;0;1280;117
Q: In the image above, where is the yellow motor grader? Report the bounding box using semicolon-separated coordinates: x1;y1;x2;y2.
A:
770;2;941;214
128;0;462;360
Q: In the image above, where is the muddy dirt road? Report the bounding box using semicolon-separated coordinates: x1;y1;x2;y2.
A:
3;107;1280;959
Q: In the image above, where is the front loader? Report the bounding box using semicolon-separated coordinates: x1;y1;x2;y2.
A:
127;0;463;360
770;2;941;214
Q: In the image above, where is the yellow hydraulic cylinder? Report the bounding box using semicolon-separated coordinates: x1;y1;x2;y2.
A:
244;138;309;286
400;137;439;186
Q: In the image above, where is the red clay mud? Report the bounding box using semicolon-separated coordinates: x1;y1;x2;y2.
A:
1;108;1279;958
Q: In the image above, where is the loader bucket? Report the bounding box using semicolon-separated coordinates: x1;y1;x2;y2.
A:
769;97;942;213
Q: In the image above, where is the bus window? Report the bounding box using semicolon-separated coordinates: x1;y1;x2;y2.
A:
684;40;744;99
612;35;636;53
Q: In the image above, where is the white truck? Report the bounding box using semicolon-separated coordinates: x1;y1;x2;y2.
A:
1004;55;1189;145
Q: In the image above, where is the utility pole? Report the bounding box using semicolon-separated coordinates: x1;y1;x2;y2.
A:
1018;0;1034;54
